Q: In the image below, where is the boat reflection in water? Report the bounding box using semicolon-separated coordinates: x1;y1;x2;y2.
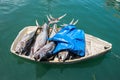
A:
35;56;105;79
14;54;106;79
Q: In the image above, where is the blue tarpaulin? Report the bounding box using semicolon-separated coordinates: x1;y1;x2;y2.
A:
49;25;85;56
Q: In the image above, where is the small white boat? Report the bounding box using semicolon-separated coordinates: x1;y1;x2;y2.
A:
10;26;112;64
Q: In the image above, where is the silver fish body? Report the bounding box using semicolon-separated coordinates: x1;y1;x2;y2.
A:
15;31;36;54
34;41;55;61
33;24;58;60
32;23;48;54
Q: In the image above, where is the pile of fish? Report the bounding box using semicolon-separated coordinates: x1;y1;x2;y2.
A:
15;14;79;62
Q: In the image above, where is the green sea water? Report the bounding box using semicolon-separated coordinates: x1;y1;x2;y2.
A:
0;0;120;80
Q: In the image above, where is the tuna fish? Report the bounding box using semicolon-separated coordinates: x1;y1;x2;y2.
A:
15;20;41;55
15;29;37;55
33;24;58;61
34;41;55;61
31;23;48;55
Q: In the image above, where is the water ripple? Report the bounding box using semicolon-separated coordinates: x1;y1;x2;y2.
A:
0;0;29;15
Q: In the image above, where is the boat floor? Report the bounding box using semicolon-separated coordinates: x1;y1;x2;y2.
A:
10;26;112;64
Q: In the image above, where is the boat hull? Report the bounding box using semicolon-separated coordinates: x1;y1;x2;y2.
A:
10;26;112;64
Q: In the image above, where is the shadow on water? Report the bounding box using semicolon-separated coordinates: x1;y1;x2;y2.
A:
12;53;107;79
36;55;106;78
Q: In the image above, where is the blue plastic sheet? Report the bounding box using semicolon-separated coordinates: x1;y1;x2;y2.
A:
49;25;85;56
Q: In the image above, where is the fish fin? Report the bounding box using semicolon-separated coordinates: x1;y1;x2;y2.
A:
58;14;67;20
46;15;51;21
36;20;41;27
73;19;79;25
53;24;58;33
47;14;66;25
60;24;68;27
61;19;78;26
69;18;74;25
49;14;55;19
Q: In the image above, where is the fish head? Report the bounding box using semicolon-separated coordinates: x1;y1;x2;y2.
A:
33;51;41;61
58;51;69;61
15;41;26;54
34;49;46;61
34;54;41;61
